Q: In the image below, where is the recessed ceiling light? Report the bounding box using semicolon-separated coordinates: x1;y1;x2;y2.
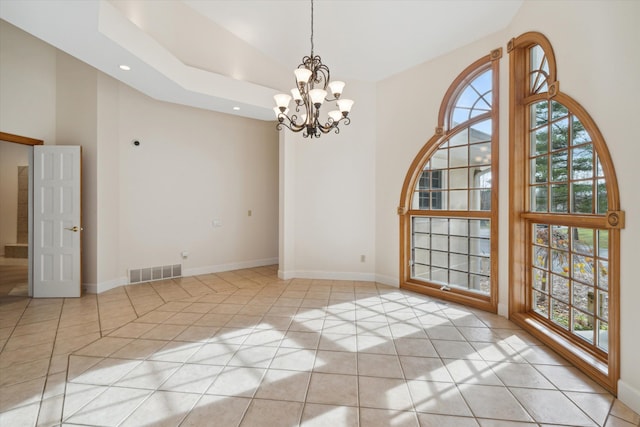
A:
233;106;241;111
119;65;131;71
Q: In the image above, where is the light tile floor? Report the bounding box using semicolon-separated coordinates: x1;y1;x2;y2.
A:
1;265;639;427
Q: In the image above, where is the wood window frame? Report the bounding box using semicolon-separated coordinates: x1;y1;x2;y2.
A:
399;49;501;313
508;32;623;393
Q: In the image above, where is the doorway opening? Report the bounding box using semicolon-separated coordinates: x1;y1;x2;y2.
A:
0;132;42;303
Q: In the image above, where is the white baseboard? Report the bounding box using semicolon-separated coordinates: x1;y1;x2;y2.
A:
83;276;127;294
289;270;376;282
375;273;399;288
278;269;295;280
618;379;640;415
85;258;279;294
183;257;278;277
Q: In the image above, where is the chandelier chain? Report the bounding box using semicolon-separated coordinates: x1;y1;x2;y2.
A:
310;0;314;57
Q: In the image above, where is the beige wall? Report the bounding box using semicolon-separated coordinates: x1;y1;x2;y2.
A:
375;0;640;411
0;19;280;292
281;78;377;281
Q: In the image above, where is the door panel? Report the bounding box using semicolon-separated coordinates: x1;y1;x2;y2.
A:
33;146;81;297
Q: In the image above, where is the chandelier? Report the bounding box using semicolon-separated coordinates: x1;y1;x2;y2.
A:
273;0;353;138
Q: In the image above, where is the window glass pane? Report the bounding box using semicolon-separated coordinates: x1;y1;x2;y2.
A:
432;251;448;268
597;230;609;260
597;260;609;290
450;254;468;272
469;237;489;256
573;255;594;286
573;309;594;343
531;127;549;156
432;235;448;251
533;247;548;269
450;236;468;254
532;156;548;183
450;219;468;236
551;274;569;303
533;268;548;291
530;101;548;128
469;256;489;275
572;144;593;180
531;186;548;212
449;146;468;167
469;220;489;238
551;118;569;150
432;218;448;234
550;184;568;212
597;321;608;352
596;179;608;214
572;282;594;312
431;149;448;169
571;116;591;145
413;248;430;265
550;151;568;182
470;190;491;211
449;169;468;189
572;181;593;214
550;225;569;250
413;234;430;250
551;249;569;276
449;129;468;146
551;299;569;329
452;108;469;127
572;228;594;256
450;190;468;210
533;223;549;246
450;271;469;287
413;217;430;232
470;120;492;141
470;143;491;166
551;101;569;120
533;290;549;317
598;290;609;321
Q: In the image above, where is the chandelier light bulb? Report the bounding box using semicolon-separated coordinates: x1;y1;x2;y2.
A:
328;80;345;98
294;68;313;85
337;99;354;114
328;110;342;122
274;93;292;111
309;88;327;106
291;88;303;102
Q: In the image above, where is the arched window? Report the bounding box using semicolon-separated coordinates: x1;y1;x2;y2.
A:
399;49;501;312
508;32;623;393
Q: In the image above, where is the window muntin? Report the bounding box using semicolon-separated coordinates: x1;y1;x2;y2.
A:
528;100;606;214
412;217;491;293
509;34;622;392
531;223;609;351
406;59;497;300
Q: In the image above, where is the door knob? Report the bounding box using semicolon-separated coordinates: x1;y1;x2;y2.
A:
65;226;79;232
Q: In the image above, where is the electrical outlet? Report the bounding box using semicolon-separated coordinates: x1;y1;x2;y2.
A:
360;255;366;263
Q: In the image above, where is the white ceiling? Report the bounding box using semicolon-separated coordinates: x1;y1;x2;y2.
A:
0;0;523;121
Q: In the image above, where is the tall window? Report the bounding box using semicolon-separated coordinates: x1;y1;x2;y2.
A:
399;50;501;312
508;32;623;393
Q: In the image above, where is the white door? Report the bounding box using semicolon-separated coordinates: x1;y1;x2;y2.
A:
33;146;81;297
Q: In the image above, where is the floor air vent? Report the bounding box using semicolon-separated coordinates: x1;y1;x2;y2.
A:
128;264;182;284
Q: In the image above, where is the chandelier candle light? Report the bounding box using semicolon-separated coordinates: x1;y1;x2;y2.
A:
273;0;354;138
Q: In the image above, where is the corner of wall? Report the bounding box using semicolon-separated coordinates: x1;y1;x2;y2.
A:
618;379;640;416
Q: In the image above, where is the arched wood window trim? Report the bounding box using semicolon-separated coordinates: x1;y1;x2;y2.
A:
399;49;501;313
508;32;622;393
